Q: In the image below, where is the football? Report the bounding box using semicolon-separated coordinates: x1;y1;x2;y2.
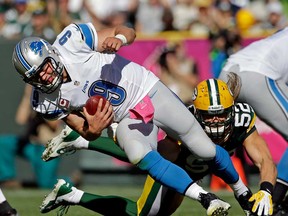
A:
85;95;109;115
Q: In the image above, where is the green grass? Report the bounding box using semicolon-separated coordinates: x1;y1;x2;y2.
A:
3;185;248;216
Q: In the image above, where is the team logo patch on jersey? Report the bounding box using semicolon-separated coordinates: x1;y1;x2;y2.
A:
59;98;70;109
29;40;47;56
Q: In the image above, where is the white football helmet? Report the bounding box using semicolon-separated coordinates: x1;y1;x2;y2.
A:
12;37;64;94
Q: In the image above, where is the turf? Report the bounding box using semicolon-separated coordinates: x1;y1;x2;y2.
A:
3;185;248;216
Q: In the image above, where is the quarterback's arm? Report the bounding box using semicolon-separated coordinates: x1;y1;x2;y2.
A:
96;25;136;53
63;100;113;141
243;130;277;185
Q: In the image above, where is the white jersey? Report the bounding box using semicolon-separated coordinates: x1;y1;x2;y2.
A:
32;23;159;122
223;27;288;82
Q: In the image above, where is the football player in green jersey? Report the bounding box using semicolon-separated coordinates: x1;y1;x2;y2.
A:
40;78;276;216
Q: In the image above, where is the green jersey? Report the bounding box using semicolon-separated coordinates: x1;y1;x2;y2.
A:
177;102;257;180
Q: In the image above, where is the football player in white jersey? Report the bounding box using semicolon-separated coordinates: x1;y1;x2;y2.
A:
38;78;276;216
218;28;288;215
13;23;248;215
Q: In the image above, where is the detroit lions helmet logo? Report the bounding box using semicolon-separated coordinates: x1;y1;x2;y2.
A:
29;40;47;56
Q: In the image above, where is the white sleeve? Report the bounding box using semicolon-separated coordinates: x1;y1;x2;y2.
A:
31;89;69;120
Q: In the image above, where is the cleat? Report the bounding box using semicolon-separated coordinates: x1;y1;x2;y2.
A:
0;209;18;216
273;196;288;216
199;193;231;216
0;201;19;216
273;204;287;216
235;189;254;216
42;125;80;161
40;179;73;214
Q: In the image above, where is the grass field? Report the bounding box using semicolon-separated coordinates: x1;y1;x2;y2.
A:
3;184;249;216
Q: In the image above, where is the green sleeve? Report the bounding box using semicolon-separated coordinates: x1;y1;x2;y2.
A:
88;137;129;163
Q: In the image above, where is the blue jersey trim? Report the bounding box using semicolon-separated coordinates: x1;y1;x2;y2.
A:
77;23;94;50
267;78;288;114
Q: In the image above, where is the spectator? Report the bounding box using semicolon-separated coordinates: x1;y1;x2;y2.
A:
83;0;138;29
22;9;56;41
172;0;199;31
135;0;169;34
262;1;288;31
0;0;31;39
189;0;216;36
235;8;256;36
213;0;235;30
0;85;79;188
209;30;228;78
13;0;31;27
158;42;199;104
209;28;242;78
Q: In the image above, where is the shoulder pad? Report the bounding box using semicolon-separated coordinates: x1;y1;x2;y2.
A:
74;23;96;50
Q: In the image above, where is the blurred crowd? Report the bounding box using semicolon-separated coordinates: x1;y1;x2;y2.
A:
0;0;287;41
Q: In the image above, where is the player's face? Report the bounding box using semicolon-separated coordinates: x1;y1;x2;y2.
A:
202;114;226;124
35;61;57;85
200;112;233;144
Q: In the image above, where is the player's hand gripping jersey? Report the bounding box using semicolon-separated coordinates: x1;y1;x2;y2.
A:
31;23;159;121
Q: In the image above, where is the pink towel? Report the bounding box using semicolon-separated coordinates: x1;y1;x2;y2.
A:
129;95;154;123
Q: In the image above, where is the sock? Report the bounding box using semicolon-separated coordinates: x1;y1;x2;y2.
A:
208;145;239;184
66;131;89;149
229;177;249;197
138;151;193;195
185;183;208;201
79;192;137;216
74;137;89;149
64;187;84;204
